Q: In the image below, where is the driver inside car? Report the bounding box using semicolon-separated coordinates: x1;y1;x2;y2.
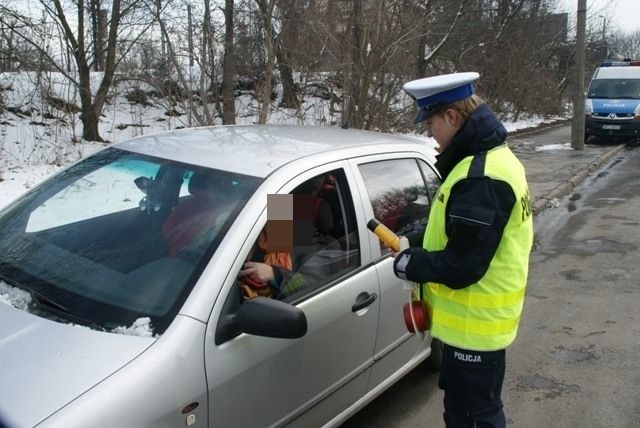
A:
238;227;292;299
239;176;338;300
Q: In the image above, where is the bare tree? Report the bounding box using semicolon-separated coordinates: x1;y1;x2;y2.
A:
0;7;51;71
0;0;586;136
610;30;640;59
89;0;107;71
222;0;236;124
1;0;152;141
255;0;276;124
149;0;211;126
50;0;114;141
427;0;571;119
274;0;300;109
200;0;216;124
312;0;466;130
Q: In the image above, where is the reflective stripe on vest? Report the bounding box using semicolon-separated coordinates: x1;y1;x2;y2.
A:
423;145;533;351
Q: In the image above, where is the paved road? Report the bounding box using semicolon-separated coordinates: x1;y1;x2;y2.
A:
509;124;625;214
506;144;640;427
340;128;639;427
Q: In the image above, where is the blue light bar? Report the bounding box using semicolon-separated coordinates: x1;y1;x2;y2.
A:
600;58;640;67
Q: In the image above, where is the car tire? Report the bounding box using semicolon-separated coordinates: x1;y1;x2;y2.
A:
423;337;443;371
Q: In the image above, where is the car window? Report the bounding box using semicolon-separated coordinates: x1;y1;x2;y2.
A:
239;169;360;304
359;158;434;249
418;159;441;201
0;148;262;335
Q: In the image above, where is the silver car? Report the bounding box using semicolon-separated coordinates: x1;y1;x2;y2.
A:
0;125;442;428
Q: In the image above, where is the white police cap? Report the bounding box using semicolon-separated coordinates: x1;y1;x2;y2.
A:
404;72;480;123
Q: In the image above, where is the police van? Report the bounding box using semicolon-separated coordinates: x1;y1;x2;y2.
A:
585;59;640;144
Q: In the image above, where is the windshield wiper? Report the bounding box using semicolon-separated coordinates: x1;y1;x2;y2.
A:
31;290;70;313
0;270;69;313
30;290;108;330
31;291;107;331
0;270;105;330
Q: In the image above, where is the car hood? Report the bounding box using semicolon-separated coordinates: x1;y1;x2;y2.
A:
0;303;154;427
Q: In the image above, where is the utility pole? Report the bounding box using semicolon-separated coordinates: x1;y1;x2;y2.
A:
572;0;587;150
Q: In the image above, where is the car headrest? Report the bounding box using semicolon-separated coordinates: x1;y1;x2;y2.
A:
188;171;217;197
314;198;334;234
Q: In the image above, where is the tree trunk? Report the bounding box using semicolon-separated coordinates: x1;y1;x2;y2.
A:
275;0;298;109
345;0;364;129
256;0;276;124
201;0;214;124
276;40;298;109
97;9;107;71
416;31;428;78
90;0;99;71
85;0;121;142
78;61;102;141
222;0;236;124
74;0;102;141
52;0;124;142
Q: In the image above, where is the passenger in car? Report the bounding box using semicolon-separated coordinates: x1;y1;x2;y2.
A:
162;170;223;256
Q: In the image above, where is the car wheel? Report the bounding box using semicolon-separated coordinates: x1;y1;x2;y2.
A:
628;138;640;147
423;337;443;371
585;135;597;145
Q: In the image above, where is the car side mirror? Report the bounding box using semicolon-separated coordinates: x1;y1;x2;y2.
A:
216;296;307;344
237;297;308;338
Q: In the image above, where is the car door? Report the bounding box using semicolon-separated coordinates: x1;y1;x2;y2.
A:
352;155;441;390
204;165;380;427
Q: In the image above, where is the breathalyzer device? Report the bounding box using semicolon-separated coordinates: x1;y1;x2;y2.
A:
367;218;429;335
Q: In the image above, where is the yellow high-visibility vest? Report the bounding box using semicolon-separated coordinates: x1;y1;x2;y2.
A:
423;144;533;351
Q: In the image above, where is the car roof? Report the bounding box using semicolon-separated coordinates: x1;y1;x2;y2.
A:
594;66;640;79
115;125;431;178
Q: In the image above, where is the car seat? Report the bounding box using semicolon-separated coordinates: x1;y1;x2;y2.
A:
312;195;334;235
292;175;336;236
162;170;220;256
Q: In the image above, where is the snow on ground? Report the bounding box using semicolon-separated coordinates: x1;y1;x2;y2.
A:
0;71;566;211
535;142;573;151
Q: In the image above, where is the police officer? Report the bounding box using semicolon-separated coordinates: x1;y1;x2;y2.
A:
393;72;533;427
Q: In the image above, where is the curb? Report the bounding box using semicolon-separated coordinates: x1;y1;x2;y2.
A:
509;119;571;138
531;144;626;216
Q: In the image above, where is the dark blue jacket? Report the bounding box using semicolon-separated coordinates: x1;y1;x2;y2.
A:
395;104;517;289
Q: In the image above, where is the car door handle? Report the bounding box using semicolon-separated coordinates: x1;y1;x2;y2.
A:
352;292;377;312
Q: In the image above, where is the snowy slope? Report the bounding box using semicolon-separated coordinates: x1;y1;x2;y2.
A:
0;71;553;210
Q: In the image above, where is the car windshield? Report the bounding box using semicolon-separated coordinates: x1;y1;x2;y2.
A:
588;78;640;99
0;147;262;335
